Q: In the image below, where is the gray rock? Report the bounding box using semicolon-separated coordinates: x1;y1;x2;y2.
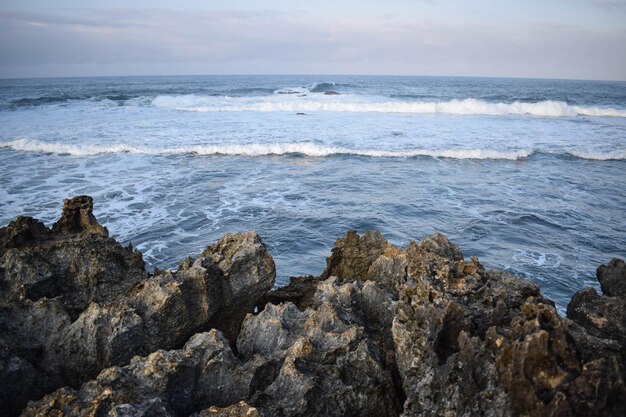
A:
597;258;626;297
20;330;262;417
200;231;276;342
0;197;275;417
0;196;145;318
567;258;626;360
237;277;400;417
5;203;626;417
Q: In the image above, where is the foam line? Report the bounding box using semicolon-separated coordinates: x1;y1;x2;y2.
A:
6;140;625;160
1;139;537;160
568;150;626;160
151;96;626;118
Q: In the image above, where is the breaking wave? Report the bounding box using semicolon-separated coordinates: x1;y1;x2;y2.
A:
151;96;626;118
1;139;535;160
6;140;625;160
309;82;338;93
9;95;80;108
567;150;626;160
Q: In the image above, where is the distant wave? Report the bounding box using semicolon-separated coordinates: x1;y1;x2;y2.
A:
226;87;276;96
568;150;626;160
151;96;626;118
309;82;338;93
8;92;626;118
9;95;80;108
1;139;534;160
8;94;140;109
273;87;310;95
273;82;346;95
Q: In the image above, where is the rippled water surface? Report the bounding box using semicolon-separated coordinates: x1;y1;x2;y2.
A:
1;75;625;313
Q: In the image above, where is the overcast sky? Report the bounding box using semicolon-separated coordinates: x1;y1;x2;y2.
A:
1;0;625;80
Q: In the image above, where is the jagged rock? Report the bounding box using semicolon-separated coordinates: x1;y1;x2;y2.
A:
314;231;626;416
0;197;275;417
597;258;625;297
23;277;401;417
321;230;391;281
237;277;400;417
20;330;264;417
51;195;109;236
0;196;146;416
262;275;320;310
0;196;145;317
193;402;261;417
200;232;276;342
567;258;626;360
4;201;625;417
328;234;626;416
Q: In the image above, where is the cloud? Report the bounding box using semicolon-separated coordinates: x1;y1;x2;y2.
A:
589;0;626;12
0;8;624;80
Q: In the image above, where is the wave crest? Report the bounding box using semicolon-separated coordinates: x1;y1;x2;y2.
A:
1;139;534;160
151;96;626;118
309;82;337;93
9;95;79;108
568;150;626;160
5;140;624;161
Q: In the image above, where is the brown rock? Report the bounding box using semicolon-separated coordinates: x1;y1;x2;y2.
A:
321;230;391;281
194;401;261;417
51;195;109;236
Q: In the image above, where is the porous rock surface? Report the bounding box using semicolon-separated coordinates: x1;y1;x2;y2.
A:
1;198;624;416
567;258;626;360
0;196;275;417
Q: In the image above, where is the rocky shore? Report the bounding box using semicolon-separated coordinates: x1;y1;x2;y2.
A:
1;196;624;417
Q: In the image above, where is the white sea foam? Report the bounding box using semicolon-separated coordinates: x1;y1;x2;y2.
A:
568;150;626;160
1;139;534;160
513;250;563;269
151;95;626;118
273;87;309;95
0;139;140;155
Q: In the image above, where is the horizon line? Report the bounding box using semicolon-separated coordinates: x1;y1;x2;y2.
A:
1;73;625;83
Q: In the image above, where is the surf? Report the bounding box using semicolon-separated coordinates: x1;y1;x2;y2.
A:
0;139;535;160
151;96;626;118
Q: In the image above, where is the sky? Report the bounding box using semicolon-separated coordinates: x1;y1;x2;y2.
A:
0;0;625;80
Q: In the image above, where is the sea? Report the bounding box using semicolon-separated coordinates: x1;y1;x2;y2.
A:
0;75;625;314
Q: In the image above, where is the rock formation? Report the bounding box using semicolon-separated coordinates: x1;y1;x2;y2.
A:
0;196;275;417
567;258;626;360
0;197;624;416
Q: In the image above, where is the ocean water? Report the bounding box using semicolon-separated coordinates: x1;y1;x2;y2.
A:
0;75;625;313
